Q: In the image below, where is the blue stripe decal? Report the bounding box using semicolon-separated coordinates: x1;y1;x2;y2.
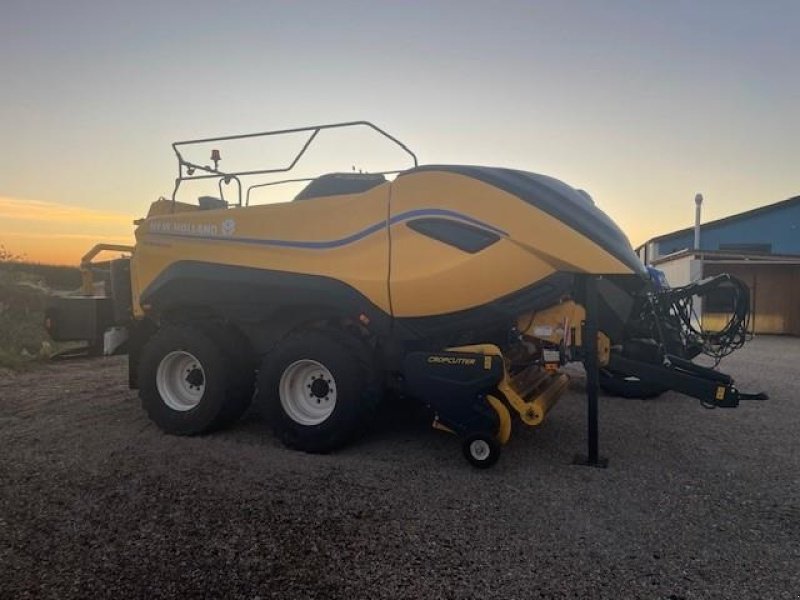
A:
148;208;507;249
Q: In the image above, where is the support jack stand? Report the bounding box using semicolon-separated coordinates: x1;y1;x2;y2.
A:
573;275;608;469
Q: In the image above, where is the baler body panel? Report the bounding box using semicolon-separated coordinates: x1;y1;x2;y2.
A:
132;182;392;317
389;168;643;318
131;165;644;328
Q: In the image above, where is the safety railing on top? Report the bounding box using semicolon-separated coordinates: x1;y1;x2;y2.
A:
170;121;418;208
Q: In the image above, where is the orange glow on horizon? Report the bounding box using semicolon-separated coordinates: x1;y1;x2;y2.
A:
0;196;134;265
0;193;659;266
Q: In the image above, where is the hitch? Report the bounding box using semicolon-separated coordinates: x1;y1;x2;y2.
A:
608;354;768;408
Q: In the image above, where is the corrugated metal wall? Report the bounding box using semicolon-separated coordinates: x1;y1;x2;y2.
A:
657;201;800;258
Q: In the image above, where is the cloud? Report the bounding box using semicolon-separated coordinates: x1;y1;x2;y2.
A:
3;231;132;242
0;196;133;225
0;195;134;265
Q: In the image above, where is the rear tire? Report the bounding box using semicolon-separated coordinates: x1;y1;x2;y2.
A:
257;329;379;453
197;322;256;426
138;325;236;435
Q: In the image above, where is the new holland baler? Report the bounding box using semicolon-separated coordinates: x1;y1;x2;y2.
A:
46;122;765;467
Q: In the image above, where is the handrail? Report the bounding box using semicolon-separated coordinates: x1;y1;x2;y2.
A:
80;243;134;295
244;169;406;207
170;121;418;207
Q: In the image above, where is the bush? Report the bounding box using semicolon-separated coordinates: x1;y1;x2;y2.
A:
0;256;83;370
0;263;81;291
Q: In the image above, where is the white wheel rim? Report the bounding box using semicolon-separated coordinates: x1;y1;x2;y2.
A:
470;439;491;461
156;350;206;411
279;359;337;426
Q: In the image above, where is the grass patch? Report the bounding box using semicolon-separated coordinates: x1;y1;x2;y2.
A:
0;263;82;370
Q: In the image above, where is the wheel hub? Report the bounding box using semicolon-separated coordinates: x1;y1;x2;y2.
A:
470;439;490;461
185;368;204;388
279;359;337;426
156;350;206;412
310;377;330;399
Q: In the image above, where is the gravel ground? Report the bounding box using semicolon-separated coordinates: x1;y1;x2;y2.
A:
1;336;798;599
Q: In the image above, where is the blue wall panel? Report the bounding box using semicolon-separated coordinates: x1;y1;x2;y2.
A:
657;201;800;257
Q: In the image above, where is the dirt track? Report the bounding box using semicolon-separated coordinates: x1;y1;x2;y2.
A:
1;337;799;599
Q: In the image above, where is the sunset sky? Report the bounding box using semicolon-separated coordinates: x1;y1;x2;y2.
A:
1;0;798;265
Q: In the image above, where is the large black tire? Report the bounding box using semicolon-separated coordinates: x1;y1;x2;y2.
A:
197;322;256;427
599;369;668;399
256;328;380;453
138;325;238;435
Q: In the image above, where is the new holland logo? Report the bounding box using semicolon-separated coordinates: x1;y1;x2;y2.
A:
427;356;477;366
221;218;236;236
149;218;237;238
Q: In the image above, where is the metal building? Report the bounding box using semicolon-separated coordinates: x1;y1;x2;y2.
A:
636;196;800;335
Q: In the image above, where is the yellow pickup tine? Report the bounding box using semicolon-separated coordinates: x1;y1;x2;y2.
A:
448;344;569;428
